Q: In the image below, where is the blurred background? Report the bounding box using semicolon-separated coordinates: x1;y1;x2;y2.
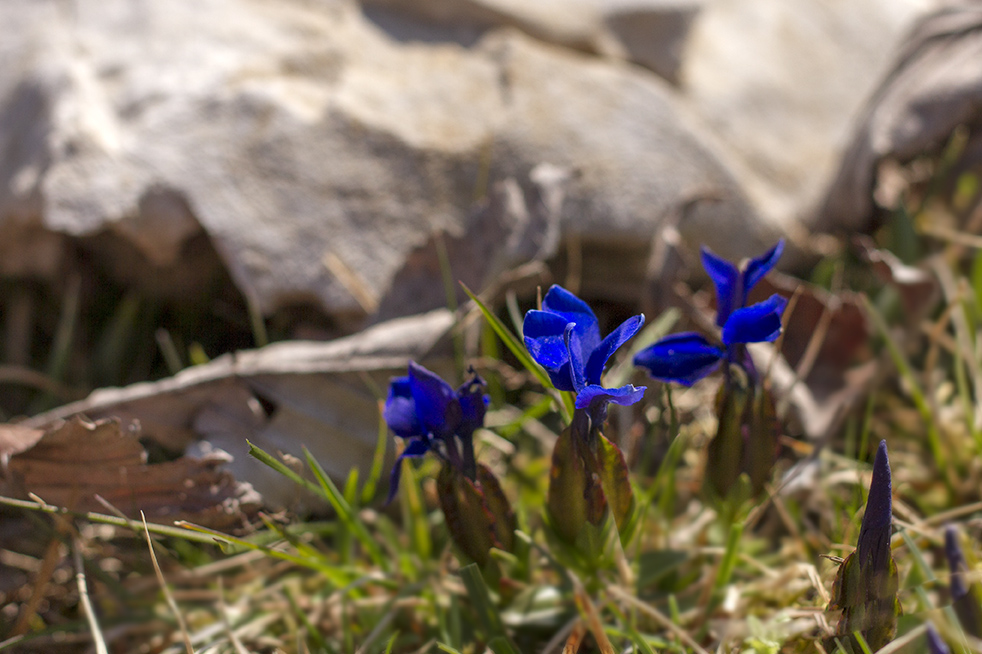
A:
2;0;981;497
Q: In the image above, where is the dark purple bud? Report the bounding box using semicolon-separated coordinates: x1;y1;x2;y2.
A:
858;440;892;574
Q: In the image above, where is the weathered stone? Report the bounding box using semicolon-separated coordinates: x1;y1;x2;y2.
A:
817;2;982;232
679;0;939;240
359;0;702;82
0;0;761;325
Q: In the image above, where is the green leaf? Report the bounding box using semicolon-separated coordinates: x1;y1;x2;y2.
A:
302;446;389;572
460;282;570;422
597;432;638;545
745;384;779;497
705;381;750;500
637;550;688;590
175;520;351;585
458;563;520;652
361;404;390;506
246;441;389;572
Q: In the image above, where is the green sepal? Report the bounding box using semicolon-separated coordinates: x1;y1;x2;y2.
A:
476;464;517;555
438;464;515;568
826;550;901;652
744;383;779;496
705;379;750;500
596;431;639;545
546;423;606;546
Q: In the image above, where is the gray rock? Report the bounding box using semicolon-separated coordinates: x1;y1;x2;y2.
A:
817;1;982;232
359;0;702;83
0;0;761;323
679;0;939;240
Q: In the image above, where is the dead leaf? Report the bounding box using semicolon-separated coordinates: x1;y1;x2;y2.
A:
753;270;870;377
2;416;260;529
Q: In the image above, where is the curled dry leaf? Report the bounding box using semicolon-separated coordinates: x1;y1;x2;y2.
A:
1;416;260;529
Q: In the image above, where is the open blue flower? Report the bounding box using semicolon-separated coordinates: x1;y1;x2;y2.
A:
702;240;784;327
523;285;646;416
633;241;786;386
383;361;488;502
633;294;786;385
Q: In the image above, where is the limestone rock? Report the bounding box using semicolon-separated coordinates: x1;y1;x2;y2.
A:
679;0;939;241
0;0;761;323
817;1;982;232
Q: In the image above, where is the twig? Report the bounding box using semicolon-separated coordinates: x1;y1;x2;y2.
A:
607;586;710;654
72;536;108;654
541;616;578;654
217;577;249;654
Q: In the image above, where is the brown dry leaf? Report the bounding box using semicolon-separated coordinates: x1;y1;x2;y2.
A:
1;416;260;529
746;271;877;443
753;270;871;377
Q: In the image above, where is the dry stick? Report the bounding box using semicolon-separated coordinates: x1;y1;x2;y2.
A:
11;535;62;636
11;494;77;637
72;535;108;654
875;623;927;654
561;620;587;654
541;616;579;654
763;285;804;386
923;499;982;526
142;512;195;654
568;574;615;654
607;586;711;654
217;577;250;654
0;364;80;399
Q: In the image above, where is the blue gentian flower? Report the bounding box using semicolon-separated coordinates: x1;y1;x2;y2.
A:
633;241;786;385
523;285;646;419
702;240;784;327
383;361;488;502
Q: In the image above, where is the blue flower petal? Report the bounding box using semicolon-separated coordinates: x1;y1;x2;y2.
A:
541;285;601;362
700;247;741;327
721;294;786;345
743;239;784;295
386;438;431;504
383;376;421;439
408;361;460;438
565;323;588;392
633;332;724;386
584;314;645;386
523;310;576;391
574;383;646;410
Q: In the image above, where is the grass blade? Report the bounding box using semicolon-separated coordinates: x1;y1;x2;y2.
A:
302;446;390;572
460;283;567;419
863;295;948;473
458;563;518;653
